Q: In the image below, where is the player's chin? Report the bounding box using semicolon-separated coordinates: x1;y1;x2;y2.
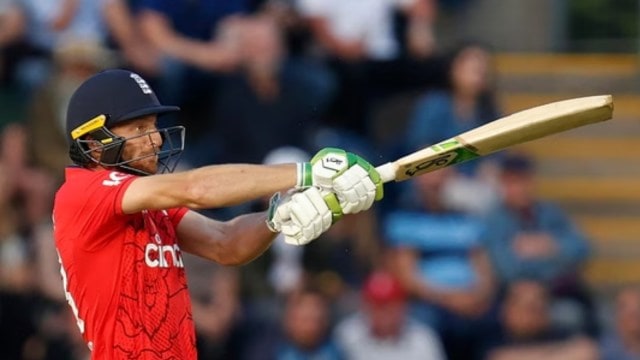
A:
130;157;158;175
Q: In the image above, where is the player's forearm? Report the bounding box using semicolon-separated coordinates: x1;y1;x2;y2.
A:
182;212;276;266
124;163;297;214
216;212;277;266
183;164;296;209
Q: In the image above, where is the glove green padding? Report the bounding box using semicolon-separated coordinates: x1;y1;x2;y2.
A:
301;147;384;201
322;190;344;223
266;192;281;233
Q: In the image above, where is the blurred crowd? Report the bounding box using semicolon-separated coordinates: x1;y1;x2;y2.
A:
0;0;637;359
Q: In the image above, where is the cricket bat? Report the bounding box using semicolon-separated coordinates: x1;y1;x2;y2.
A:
375;95;614;183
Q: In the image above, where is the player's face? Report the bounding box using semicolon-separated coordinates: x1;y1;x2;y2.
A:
110;115;163;174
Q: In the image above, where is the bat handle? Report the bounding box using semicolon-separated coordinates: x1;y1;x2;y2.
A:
376;162;397;183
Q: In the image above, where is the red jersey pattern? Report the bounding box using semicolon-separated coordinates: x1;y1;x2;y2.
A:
53;168;196;359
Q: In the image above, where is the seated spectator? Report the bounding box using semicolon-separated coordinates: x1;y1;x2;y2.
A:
480;279;598;360
27;38;115;181
334;270;445;360
190;266;243;360
295;0;441;135
599;287;640;360
1;0;109;95
302;209;381;315
244;286;343;360
1;123;55;229
0;0;32;122
404;41;500;178
296;0;436;63
202;15;334;165
102;0;161;75
0;162;29;292
137;0;251;130
139;0;249;76
385;166;495;359
0;0;24;87
482;152;597;335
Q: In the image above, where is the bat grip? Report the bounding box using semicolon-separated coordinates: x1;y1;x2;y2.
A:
376;162;397;183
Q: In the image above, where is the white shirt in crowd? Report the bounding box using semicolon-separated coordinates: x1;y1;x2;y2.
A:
334;313;446;360
296;0;415;60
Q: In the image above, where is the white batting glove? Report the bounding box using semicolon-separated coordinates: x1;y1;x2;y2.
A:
266;187;342;246
295;148;384;215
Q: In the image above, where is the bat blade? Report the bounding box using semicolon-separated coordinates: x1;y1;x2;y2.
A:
376;95;614;183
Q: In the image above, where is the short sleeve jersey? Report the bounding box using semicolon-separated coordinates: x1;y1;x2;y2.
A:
53;167;195;359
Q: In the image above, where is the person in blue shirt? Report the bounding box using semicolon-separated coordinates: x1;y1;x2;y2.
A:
482;152;597;336
136;0;252;141
242;286;344;360
384;166;495;359
599;287;640;360
404;41;500;176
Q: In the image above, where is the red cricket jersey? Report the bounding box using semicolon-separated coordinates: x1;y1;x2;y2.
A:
53;167;197;359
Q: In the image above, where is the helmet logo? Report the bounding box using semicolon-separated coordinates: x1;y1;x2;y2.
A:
130;73;153;95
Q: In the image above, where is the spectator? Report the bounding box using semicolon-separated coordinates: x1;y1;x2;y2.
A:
0;162;29;291
479;279;598;360
137;0;250;113
139;0;248;75
296;0;441;135
600;287;640;360
297;0;436;62
258;0;316;58
0;0;28;125
27;38;115;181
0;161;57;359
2;0;109;94
0;0;24;86
1;123;55;229
22;301;91;360
201;15;334;165
102;0;160;75
334;270;445;360
404;41;500;177
190;267;243;360
385;166;495;359
482;152;596;335
302;209;381;315
244;286;343;360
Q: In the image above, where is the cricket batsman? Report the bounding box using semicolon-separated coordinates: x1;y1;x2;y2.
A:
52;69;383;359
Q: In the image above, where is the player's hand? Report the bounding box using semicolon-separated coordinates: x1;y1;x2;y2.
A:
296;148;383;214
266;187;343;246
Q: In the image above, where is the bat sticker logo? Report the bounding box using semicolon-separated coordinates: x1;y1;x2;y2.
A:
404;152;458;177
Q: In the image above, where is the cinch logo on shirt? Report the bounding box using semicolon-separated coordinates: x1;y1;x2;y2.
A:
144;243;184;268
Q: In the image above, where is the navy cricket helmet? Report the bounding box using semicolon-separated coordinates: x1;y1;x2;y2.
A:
66;69;185;175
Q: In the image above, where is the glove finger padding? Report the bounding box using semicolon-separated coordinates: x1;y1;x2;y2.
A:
333;165;377;214
347;153;384;202
282;187;337;246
